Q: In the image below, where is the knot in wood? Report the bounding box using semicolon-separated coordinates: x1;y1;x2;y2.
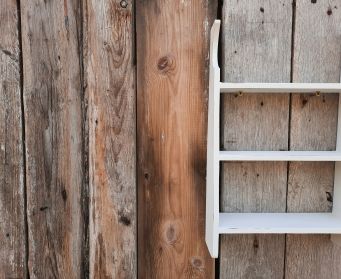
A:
119;211;131;226
166;224;176;243
163;221;180;244
157;55;175;75
61;189;67;201
253;236;259;250
120;0;128;8
191;257;204;269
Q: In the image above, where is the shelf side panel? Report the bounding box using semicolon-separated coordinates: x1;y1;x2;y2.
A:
206;20;221;258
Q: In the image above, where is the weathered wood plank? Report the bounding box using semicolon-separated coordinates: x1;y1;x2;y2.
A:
220;0;292;278
286;1;341;278
21;1;85;277
136;0;216;277
84;0;136;277
0;1;26;278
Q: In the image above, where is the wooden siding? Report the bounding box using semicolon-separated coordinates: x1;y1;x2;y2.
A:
220;0;292;277
286;1;341;278
0;0;340;278
21;0;85;277
0;0;26;278
85;0;136;278
136;0;216;278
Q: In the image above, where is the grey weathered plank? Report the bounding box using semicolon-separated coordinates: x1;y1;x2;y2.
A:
136;0;216;278
84;0;136;277
0;1;26;278
220;0;292;278
286;1;341;278
21;1;85;277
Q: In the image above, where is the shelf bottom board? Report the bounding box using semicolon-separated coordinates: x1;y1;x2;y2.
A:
218;151;341;161
219;213;341;234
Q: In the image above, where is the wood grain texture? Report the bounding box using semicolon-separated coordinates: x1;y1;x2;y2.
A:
286;1;341;278
84;0;136;278
136;0;216;278
220;0;292;278
0;1;26;278
21;1;85;277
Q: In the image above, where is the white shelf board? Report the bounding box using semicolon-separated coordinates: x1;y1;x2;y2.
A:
219;213;341;234
219;151;341;161
220;82;341;93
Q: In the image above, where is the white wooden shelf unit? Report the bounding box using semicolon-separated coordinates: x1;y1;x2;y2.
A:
206;20;341;258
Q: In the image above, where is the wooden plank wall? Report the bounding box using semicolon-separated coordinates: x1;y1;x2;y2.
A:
1;0;136;278
85;0;136;278
220;0;292;277
21;1;85;277
1;0;341;278
0;1;26;278
220;0;341;278
136;0;216;278
286;1;341;278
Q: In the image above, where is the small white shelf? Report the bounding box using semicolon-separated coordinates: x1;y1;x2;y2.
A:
220;82;341;93
219;213;341;234
205;20;341;258
219;151;341;161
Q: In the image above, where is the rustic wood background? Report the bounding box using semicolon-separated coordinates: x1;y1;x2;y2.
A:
0;0;341;278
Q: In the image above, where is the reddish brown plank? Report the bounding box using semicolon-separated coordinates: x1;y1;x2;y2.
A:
21;1;85;277
0;1;26;278
84;0;137;277
137;0;216;278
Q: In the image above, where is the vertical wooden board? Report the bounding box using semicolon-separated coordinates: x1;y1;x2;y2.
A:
85;0;136;278
21;1;85;278
286;1;341;278
286;235;341;279
220;0;292;278
0;1;26;278
220;234;285;278
136;0;216;278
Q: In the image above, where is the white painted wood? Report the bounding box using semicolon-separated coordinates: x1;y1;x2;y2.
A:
205;19;221;258
205;19;341;258
331;81;341;245
219;151;341;161
220;82;341;93
219;213;341;234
